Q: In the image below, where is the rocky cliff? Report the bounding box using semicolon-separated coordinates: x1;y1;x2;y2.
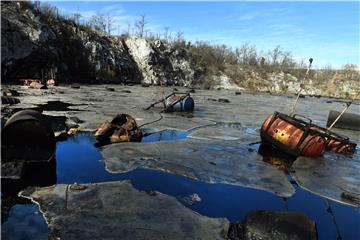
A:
1;1;198;85
1;1;359;98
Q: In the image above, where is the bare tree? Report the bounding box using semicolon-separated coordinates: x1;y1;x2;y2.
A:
269;45;282;66
163;26;171;41
73;8;81;24
106;15;116;35
135;14;148;37
89;13;107;33
40;2;58;19
175;30;184;42
343;64;358;80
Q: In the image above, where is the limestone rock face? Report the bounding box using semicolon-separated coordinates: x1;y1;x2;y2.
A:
125;36;195;86
1;2;197;86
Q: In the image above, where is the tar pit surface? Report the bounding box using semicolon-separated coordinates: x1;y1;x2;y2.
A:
2;131;359;240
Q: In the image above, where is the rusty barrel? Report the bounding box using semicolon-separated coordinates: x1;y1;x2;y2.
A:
165;95;194;112
260;112;328;157
1;110;56;162
326;110;360;131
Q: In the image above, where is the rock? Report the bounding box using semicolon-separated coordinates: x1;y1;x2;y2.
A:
2;89;20;96
218;98;230;103
47;79;55;86
29;82;46;89
19;181;230;239
180;193;202;206
341;192;360;205
188;89;196;93
105;87;115;92
208;98;217;102
69;116;84;124
121;89;131;93
211;73;242;90
71;84;80;89
173;88;179;92
1;96;20;104
235;91;242;95
231;211;317;240
141;83;150;87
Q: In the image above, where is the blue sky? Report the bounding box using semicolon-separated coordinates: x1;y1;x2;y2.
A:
46;1;359;68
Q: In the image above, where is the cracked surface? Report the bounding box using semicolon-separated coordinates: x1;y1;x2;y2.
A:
19;181;229;240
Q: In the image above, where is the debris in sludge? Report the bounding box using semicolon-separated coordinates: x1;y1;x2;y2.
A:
341;192;360;205
71;83;80;89
146;92;195;112
2;110;56;162
260;112;357;156
2;89;20;96
1;96;20;105
95;113;143;144
228;211;317;240
260;112;328;157
19;79;42;86
29;81;47;89
218;98;230;103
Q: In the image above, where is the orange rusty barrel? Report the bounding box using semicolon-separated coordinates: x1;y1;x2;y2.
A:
1;110;56;162
260;112;328;157
310;125;357;154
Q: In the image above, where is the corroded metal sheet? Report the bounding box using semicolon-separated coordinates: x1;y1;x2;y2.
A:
291;151;360;207
102;138;295;197
20;181;229;240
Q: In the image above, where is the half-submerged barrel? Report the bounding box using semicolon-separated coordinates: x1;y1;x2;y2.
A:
310;125;357;154
165;94;194;112
260;112;328;157
326;110;360;131
2;110;56;163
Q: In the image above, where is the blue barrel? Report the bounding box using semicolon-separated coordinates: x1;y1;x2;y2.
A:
165;95;194;112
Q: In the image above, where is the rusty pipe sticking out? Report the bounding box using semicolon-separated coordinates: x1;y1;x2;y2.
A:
327;103;352;131
327;93;360;131
290;58;313;116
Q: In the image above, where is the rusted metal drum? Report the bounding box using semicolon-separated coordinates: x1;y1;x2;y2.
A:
310;125;357;154
1;110;56;162
260;112;328;157
165;95;194;112
95;113;143;144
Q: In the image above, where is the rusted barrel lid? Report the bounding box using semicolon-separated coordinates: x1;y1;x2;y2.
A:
1;110;56;163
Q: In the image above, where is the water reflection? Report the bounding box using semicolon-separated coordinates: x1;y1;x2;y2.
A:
258;143;296;173
2;133;360;240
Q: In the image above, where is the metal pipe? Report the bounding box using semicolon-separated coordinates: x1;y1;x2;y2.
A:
290;58;313;116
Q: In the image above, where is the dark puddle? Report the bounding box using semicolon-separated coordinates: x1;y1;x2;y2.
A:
2;133;360;240
36;101;82;112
